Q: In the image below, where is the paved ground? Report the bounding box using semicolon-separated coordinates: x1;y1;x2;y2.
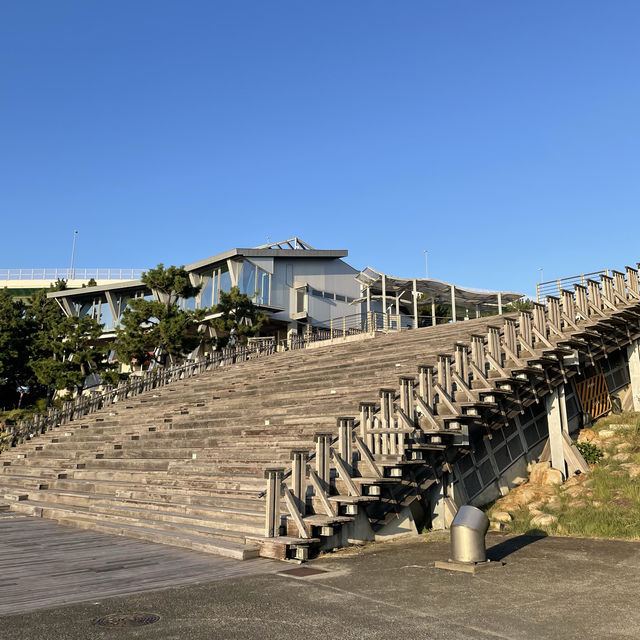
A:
2;524;640;640
0;513;281;616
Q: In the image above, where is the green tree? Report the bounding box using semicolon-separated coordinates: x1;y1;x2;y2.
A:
212;286;267;348
0;288;32;408
141;264;201;311
416;295;451;325
115;264;204;367
503;297;534;312
29;281;118;400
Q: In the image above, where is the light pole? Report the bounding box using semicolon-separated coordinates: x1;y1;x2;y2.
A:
538;268;544;282
70;230;78;280
424;250;428;278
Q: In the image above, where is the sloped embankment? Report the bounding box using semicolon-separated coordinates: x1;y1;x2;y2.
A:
487;412;640;540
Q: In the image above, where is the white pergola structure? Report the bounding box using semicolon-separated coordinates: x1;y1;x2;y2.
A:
355;266;524;326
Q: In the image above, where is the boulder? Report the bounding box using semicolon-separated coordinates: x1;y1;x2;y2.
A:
530;513;557;527
598;429;616;439
529;461;551;485
577;428;597;443
621;463;640;479
542;468;564;486
491;511;512;523
613;452;632;462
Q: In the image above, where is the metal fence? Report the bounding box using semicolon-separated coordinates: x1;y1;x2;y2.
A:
536;270;608;301
0;268;145;281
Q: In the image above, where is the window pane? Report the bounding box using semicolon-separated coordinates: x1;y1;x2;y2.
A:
201;274;214;308
219;267;231;295
240;261;257;298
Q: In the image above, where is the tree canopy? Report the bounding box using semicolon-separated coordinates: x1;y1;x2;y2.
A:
115;264;205;367
212;286;267;348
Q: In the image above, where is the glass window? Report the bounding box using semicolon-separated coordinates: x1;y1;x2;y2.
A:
240;261;257;298
219;267;231;296
296;287;306;314
99;299;114;328
335;294;346;302
256;270;270;305
200;274;214;308
323;292;334;300
310;288;322;297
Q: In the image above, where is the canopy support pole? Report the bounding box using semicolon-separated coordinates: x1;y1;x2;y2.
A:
450;284;457;322
412;279;418;328
498;292;503;315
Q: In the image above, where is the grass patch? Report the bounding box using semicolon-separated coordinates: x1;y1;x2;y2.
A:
494;413;640;540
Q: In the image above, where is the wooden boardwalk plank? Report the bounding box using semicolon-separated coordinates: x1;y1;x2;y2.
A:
0;513;283;616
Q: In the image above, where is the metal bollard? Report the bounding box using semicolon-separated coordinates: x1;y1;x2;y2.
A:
450;505;489;564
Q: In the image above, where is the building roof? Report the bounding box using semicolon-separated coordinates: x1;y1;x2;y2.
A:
355;266;523;308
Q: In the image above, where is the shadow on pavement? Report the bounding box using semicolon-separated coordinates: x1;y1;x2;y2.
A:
486;531;547;561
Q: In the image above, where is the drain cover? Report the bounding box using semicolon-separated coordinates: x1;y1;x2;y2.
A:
92;613;160;628
279;566;327;577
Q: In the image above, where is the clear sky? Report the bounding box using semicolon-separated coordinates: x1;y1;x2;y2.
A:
2;1;639;298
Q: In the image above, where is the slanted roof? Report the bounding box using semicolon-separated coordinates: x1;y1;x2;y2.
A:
355;266;523;308
185;237;347;272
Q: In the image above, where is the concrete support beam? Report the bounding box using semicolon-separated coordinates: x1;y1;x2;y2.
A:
546;384;568;479
627;339;640;412
412;279;418;328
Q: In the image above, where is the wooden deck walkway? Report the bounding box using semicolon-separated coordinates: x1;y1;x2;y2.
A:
0;512;283;616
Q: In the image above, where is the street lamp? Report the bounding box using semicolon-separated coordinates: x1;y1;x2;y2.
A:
424;250;429;278
538;268;544;283
70;230;78;280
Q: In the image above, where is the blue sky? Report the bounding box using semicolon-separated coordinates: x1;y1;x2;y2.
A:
2;1;639;298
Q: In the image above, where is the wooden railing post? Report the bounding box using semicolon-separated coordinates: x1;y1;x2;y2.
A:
314;432;333;489
399;376;414;419
337;417;354;472
379;388;396;454
359;402;376;452
290;450;309;516
264;466;284;538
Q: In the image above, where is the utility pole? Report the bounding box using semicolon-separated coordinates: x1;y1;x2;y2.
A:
70;230;78;280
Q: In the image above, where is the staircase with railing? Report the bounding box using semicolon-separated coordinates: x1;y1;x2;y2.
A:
257;266;640;560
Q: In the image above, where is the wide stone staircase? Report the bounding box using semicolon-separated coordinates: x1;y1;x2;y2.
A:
0;317;507;560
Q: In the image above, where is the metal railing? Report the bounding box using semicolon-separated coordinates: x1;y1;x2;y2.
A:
0;268;145;281
0;342;277;453
536;270;608;302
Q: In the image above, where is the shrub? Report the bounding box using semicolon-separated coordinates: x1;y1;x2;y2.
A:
574;441;604;465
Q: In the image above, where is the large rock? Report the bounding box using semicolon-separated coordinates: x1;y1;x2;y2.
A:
531;513;557;527
613;452;632;462
577;428;597;443
529;461;550;485
621;463;640;479
542;468;564;486
491;511;512;523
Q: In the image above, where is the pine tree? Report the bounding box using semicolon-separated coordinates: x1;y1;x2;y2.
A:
29;282;117;399
212;286;267;348
0;288;32;408
115;264;204;367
